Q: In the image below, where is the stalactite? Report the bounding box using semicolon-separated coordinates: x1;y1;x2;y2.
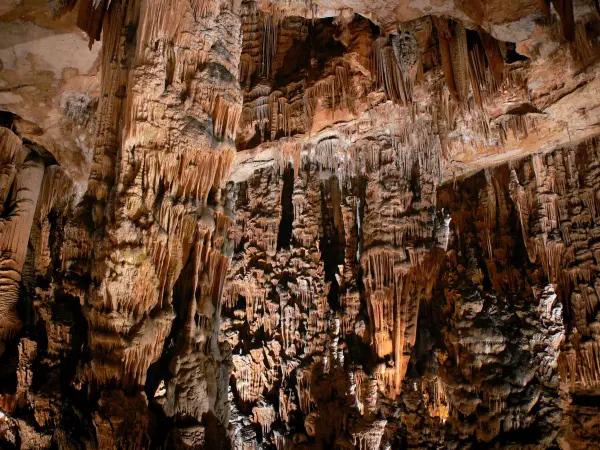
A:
242;85;306;141
278;139;302;177
559;341;600;388
434;17;460;102
351;420;387;450
304;69;355;129
296;368;312;414
468;43;491;108
478;29;505;86
239;1;260;85
77;0;108;46
450;21;470;103
552;0;576;42
314;137;344;173
372;37;412;105
31;166;73;275
262;12;280;78
252;402;276;434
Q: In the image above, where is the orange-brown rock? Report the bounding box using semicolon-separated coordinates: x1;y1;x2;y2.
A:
1;0;600;449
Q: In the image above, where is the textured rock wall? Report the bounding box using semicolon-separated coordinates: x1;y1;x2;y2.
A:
220;3;600;446
1;0;600;449
1;0;244;447
222;135;600;450
232;1;600;185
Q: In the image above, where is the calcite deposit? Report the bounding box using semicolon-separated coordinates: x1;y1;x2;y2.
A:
1;0;600;448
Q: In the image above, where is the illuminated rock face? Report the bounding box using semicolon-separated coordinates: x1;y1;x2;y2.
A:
2;0;242;447
2;0;600;448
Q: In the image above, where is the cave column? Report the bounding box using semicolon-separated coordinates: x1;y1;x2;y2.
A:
0;128;45;352
79;0;243;445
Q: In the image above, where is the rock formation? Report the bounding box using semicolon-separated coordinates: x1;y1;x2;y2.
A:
1;0;600;448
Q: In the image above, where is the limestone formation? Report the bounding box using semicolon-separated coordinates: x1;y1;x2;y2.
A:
1;0;600;449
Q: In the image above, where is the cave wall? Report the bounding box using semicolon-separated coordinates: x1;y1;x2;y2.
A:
2;0;243;447
222;135;600;450
1;0;600;449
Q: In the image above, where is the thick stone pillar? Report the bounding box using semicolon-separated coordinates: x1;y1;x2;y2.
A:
0;128;44;351
77;0;243;446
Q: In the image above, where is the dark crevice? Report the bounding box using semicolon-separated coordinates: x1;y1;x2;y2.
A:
277;165;294;250
0;110;16;129
571;393;600;406
319;178;345;312
504;42;529;62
